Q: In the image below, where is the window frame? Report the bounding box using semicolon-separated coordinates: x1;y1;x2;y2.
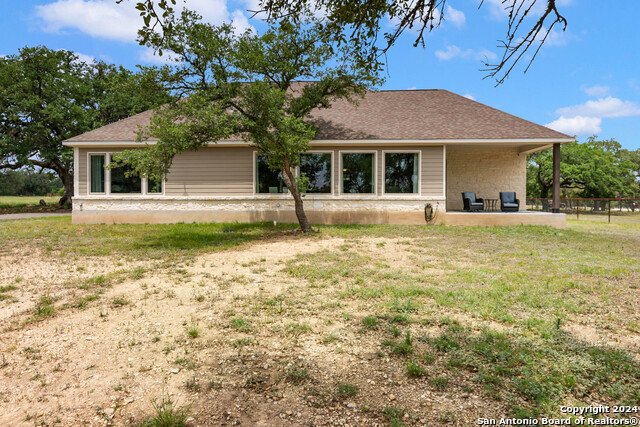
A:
86;151;165;197
87;152;109;195
252;151;290;197
381;150;422;197
144;175;165;196
299;150;334;197
338;150;377;196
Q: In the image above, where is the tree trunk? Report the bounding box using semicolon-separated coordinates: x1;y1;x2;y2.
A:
536;167;551;212
57;169;74;206
30;159;74;206
539;186;550;212
280;158;312;233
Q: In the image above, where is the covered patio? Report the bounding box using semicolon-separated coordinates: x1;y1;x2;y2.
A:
444;141;566;227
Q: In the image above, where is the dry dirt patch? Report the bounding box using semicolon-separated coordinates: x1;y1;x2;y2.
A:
0;236;364;425
1;232;638;426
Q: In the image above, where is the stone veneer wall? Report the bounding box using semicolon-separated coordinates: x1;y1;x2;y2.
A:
71;197;446;225
446;146;526;211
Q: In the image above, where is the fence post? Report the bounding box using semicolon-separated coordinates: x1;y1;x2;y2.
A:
608;200;611;224
577;199;579;220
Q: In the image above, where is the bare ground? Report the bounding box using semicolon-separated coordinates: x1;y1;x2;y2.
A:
0;233;638;426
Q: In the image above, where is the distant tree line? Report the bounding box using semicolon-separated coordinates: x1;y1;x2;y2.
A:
0;169;62;197
527;137;640;201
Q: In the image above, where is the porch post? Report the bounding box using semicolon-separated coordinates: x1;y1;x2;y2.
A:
552;143;561;213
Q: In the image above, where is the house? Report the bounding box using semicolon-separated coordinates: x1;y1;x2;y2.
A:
63;89;572;227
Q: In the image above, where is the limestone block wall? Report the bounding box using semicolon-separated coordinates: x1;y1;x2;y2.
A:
71;197;446;225
446;146;526;211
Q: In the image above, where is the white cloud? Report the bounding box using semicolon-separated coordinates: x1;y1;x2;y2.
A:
445;5;465;28
545;116;601;136
230;9;253;34
435;45;471;60
74;52;96;64
407;86;417;90
475;49;498;62
534;26;568;47
556;97;640;119
483;0;510;20
484;0;550;20
548;94;640;137
582;85;610;97
35;0;253;43
435;45;497;62
138;48;180;65
463;93;475;101
35;0;140;41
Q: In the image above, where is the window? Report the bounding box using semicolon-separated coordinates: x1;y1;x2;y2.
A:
89;154;105;193
110;155;141;194
342;152;375;194
384;153;419;194
300;153;332;194
256;154;287;194
147;176;163;194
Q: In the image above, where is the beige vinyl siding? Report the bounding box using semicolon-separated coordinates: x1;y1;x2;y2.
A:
421;146;444;197
165;148;253;196
78;148;88;196
76;145;444;198
326;145;444;197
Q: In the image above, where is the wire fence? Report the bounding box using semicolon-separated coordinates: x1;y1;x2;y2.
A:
526;198;640;223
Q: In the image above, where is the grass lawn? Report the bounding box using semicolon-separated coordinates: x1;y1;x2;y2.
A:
0;196;60;208
0;217;638;426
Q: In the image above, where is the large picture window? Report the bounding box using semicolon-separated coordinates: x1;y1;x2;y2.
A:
110;155;141;194
384;152;419;194
300;153;332;194
342;152;375;194
89;154;105;193
256;154;287;194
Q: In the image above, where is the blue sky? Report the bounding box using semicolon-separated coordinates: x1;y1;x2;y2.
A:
2;0;639;150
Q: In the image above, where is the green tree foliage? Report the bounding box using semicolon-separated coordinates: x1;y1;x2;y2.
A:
125;0;567;84
527;138;639;201
0;47;173;204
0;170;62;196
112;11;378;232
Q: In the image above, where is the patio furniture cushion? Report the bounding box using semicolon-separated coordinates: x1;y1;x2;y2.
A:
462;192;484;211
499;192;520;212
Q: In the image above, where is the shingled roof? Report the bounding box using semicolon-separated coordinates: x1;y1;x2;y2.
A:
64;89;570;143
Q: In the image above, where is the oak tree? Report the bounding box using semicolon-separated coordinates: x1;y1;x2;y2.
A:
0;47;173;204
111;11;378;232
124;0;567;84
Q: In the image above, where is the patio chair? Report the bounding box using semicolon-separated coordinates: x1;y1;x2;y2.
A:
499;192;520;212
462;192;484;211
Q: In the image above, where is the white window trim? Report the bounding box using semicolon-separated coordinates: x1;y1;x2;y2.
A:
73;148;79;198
381;150;422;197
442;145;447;199
300;150;334;198
338;150;377;196
87;151;165;197
87;152;108;195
